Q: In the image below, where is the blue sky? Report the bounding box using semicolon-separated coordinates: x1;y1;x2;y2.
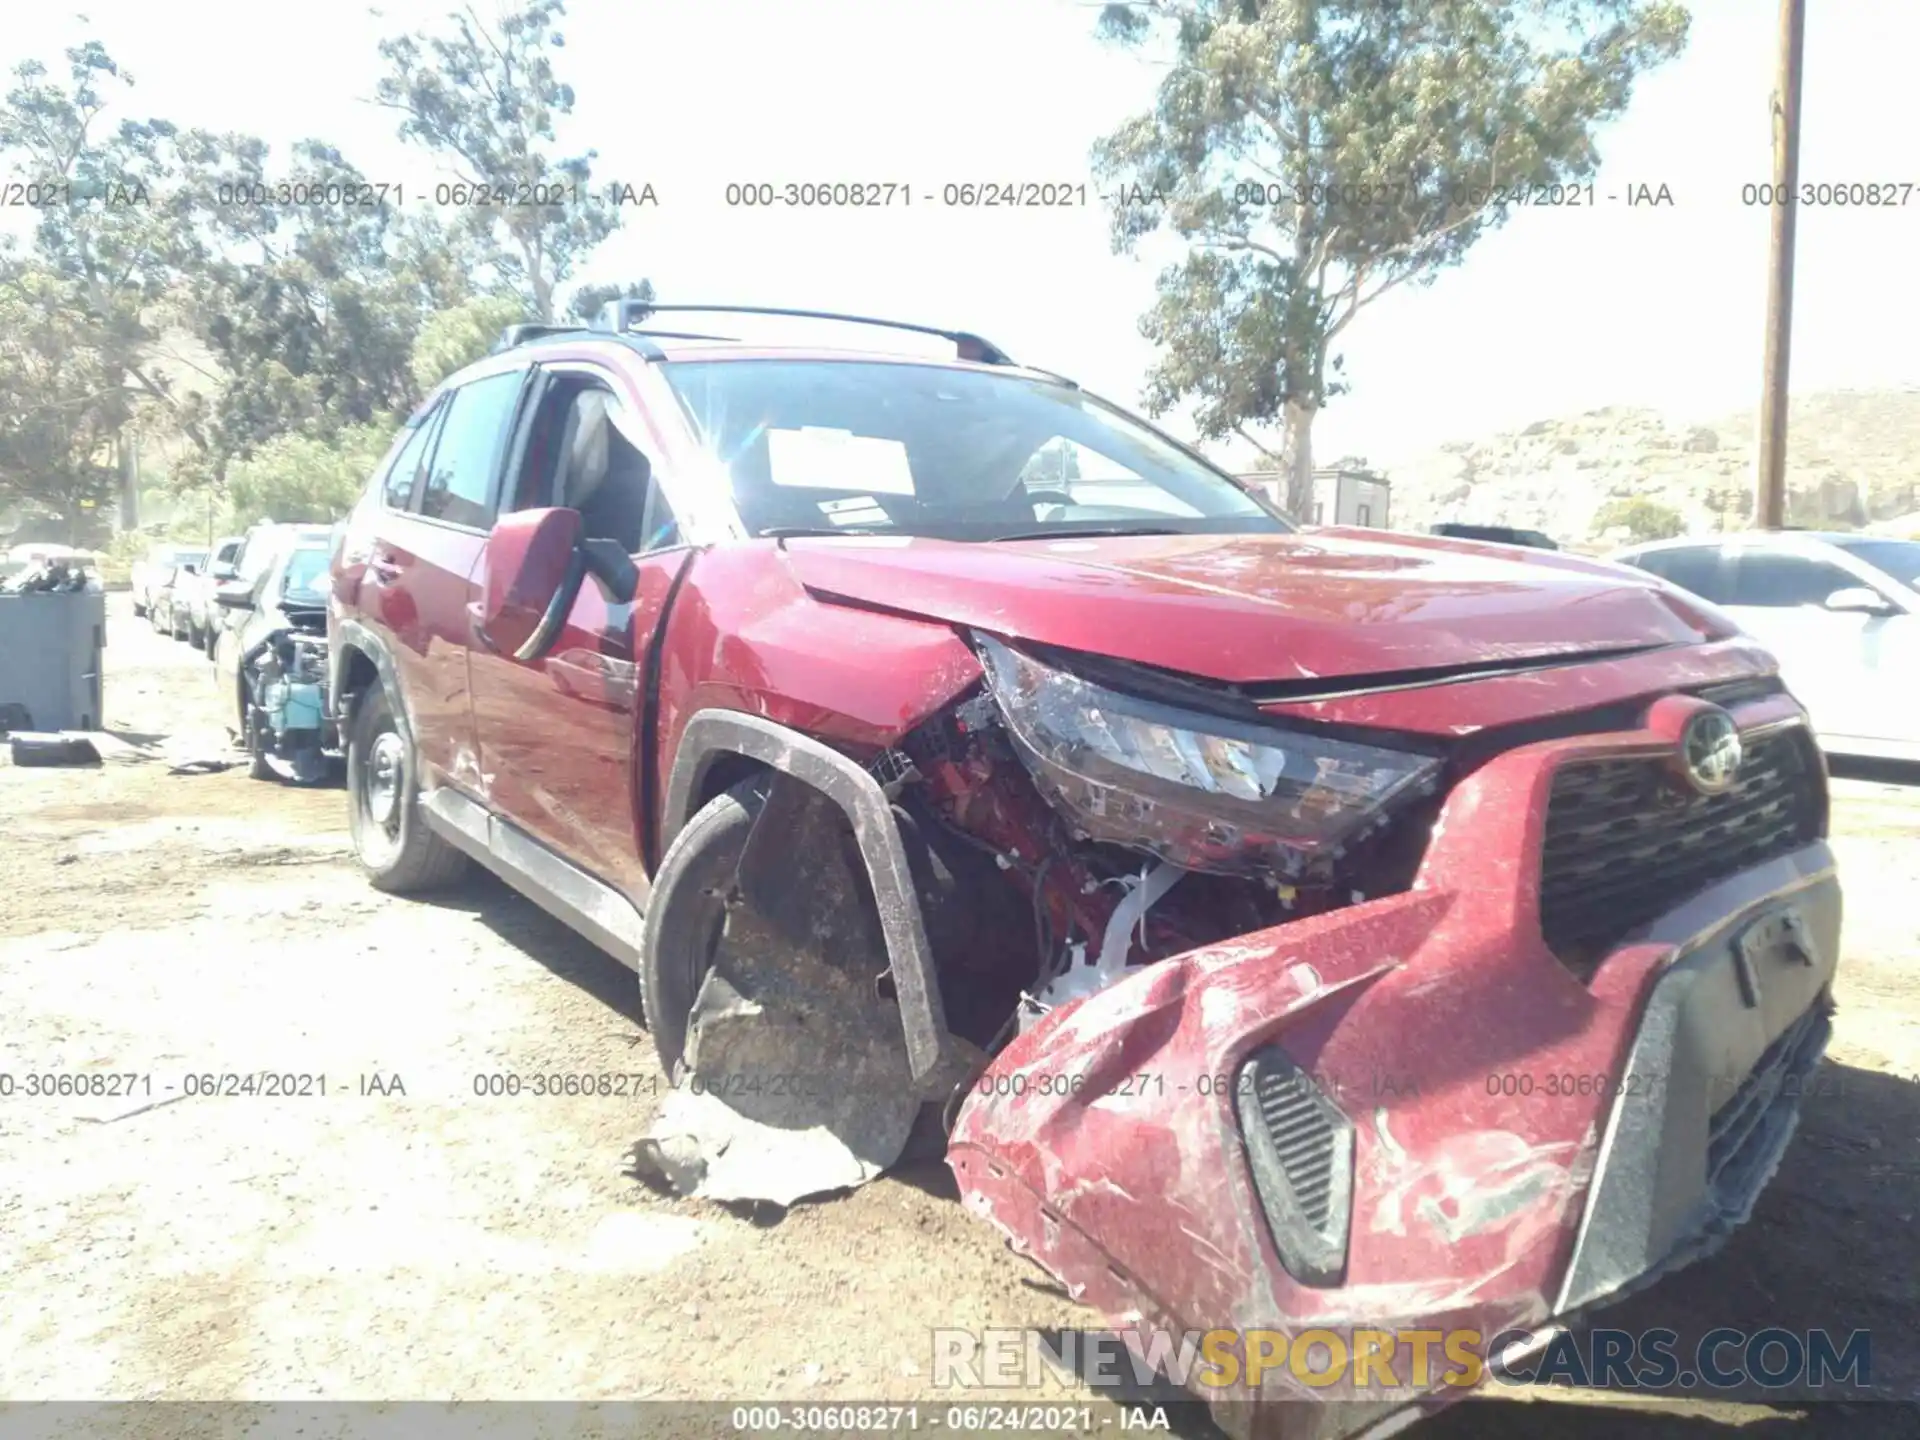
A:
5;0;1918;467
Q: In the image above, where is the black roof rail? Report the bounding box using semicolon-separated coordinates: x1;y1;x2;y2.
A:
489;321;671;361
493;323;579;352
589;301;1016;365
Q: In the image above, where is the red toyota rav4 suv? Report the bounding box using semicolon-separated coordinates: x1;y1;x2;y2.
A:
330;303;1840;1437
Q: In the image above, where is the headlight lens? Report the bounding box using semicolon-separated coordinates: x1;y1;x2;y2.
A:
978;637;1442;880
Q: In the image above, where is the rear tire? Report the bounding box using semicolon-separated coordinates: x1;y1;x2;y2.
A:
345;682;468;894
639;778;769;1074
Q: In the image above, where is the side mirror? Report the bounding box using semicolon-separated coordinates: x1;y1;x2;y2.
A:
211;562;238;581
214;580;255;610
1823;586;1893;616
479;507;587;661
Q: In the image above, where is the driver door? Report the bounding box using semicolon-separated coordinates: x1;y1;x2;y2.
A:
466;363;690;907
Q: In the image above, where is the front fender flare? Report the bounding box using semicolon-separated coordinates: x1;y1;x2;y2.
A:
663;709;965;1095
329;618;418;761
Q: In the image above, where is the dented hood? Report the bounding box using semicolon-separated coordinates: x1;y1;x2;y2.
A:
782;529;1717;686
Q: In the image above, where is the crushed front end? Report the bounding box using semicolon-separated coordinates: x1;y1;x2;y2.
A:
909;636;1837;1439
242;610;338;784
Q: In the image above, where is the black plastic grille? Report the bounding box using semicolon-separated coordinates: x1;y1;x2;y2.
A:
1236;1047;1353;1286
1251;1067;1338;1225
1707;1000;1831;1199
1539;728;1822;972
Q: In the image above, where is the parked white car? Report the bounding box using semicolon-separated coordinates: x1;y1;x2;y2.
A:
130;544;208;619
1614;530;1920;763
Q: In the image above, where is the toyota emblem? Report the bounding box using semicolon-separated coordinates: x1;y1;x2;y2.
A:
1678;708;1744;795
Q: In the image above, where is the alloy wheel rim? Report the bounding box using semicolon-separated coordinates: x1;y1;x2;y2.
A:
365;731;406;833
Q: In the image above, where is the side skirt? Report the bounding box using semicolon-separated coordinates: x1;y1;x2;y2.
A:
418;785;645;970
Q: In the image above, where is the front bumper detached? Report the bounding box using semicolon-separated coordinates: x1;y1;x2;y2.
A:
948;711;1839;1440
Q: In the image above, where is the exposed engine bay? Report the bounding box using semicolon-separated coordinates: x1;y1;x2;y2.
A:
884;636;1448;1057
240;607;337;784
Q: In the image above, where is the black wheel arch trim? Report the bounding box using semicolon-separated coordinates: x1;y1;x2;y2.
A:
662;709;964;1095
329;619;418;761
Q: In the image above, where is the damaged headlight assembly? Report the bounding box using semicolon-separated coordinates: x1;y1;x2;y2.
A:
975;636;1442;882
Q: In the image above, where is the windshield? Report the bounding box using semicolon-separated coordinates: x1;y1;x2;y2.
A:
279;545;332;605
1833;538;1920;590
663;360;1289;541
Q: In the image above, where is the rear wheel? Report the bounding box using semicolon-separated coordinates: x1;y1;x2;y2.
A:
345;683;468;893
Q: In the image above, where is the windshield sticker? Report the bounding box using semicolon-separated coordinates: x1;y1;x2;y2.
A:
817;496;891;527
768;427;916;494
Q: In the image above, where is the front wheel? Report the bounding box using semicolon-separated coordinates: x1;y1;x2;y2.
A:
639;778;769;1074
345;682;468;893
241;705;275;781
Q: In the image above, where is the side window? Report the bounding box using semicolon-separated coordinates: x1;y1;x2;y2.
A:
1729;553;1860;608
1640;546;1732;604
506;372;677;553
418;370;527;529
382;405;441;512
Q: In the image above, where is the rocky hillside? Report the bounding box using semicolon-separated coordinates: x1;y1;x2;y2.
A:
1384;389;1920;546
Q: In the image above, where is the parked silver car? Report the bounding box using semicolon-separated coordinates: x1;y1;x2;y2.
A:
130;544;207;619
176;535;245;652
1614;530;1920;763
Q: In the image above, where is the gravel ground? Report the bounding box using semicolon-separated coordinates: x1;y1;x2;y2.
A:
1;597;1915;1439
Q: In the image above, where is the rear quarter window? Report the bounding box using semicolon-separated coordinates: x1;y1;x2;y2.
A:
380;403;443;511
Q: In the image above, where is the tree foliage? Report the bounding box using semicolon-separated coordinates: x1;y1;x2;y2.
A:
225;422;399;527
1593;494;1684;541
1094;0;1689;517
0;41;188;535
164;133;466;491
375;0;623;323
0;262;125;544
411;293;529;393
0;8;649;542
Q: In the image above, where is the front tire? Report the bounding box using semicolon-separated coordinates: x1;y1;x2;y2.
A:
345;683;468;893
242;705;275;781
639;778;768;1074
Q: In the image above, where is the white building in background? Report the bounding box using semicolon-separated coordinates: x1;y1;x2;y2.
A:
1235;465;1392;528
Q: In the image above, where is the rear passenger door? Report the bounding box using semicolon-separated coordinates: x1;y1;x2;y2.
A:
361;365;532;793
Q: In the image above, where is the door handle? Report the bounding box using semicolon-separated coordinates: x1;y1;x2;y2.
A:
368;553;402;584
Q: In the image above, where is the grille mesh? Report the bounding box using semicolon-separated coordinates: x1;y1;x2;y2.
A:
1235;1047;1353;1286
1708;1001;1831;1196
1248;1064;1340;1226
1539;728;1822;973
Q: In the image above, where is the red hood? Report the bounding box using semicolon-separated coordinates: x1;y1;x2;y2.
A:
779;529;1724;686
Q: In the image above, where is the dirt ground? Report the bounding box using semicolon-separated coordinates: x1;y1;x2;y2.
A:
2;597;1915;1439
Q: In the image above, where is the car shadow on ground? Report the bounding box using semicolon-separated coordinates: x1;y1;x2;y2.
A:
424;866;647;1026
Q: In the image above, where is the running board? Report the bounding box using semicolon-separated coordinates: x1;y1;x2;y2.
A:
418;786;645;969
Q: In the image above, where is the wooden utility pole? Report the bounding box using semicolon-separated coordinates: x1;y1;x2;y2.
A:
1755;0;1807;530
